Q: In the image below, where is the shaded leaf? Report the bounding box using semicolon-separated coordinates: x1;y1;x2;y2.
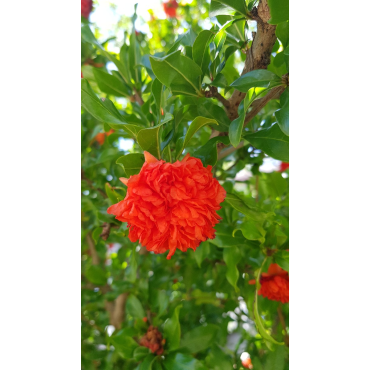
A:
163;353;207;370
244;123;289;162
163;304;182;351
223;246;241;291
126;295;145;319
230;69;281;92
116;153;145;177
267;0;289;24
93;68;131;97
180;324;219;353
137;122;167;159
209;0;249;18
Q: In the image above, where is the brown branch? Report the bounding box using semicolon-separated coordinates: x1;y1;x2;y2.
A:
277;304;289;347
100;222;111;241
133;87;144;105
218;141;245;160
205;86;230;109
226;0;277;121
243;84;286;127
110;293;128;329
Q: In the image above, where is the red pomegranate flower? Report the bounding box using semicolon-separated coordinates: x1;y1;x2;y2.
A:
107;151;226;259
81;0;93;19
163;0;178;18
279;162;289;172
249;263;289;303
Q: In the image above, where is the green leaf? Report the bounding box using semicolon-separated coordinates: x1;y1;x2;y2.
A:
163;304;182;351
92;68;131;97
196;102;231;132
210;223;246;248
180;324;219;353
267;0;289;24
223;246;241;292
139;354;156;370
129;28;142;84
152;78;163;123
175;116;219;159
274;250;289;272
126;247;137;283
81;79;141;139
254;258;284;346
206;344;233;370
81;79;124;126
110;334;139;359
126;295;145;319
265;345;286;370
150;51;203;97
233;220;266;243
209;0;249;18
275;89;289;136
194;241;211;268
81;25;132;85
137;122;167;159
230;69;281;92
244;123;289;162
163;353;207;370
193;30;214;75
276;21;289;48
133;347;151;362
105;183;125;204
193;136;230;166
224;193;272;221
116;153;145;177
167;29;198;55
85;265;106;285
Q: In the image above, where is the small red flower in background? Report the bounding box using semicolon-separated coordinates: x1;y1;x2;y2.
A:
249;263;289;303
279;162;289;172
107;151;226;259
242;357;253;369
81;0;93;19
139;326;165;355
163;0;179;18
94;129;114;145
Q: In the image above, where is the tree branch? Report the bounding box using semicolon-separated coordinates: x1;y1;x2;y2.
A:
277;304;289;347
226;0;277;121
205;86;230;109
110;293;128;329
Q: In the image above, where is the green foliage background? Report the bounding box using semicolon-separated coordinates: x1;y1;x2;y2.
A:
81;1;289;369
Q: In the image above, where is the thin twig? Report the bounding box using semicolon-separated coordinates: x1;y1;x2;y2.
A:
277;304;289;347
86;232;99;265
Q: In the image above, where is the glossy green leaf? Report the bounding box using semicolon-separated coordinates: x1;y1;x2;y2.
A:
110;334;139;359
137;122;166;159
210;223;246;248
194;241;211;268
268;0;289;24
105;183;125;204
274;250;289;272
233;220;266;243
275;89;289;136
167;29;198;55
254;258;284;346
276;21;289;48
116;153;145;177
126;294;145;319
92;68;131;97
244;123;289;162
180;324;219;353
85;265;106;285
209;0;249;18
163;304;182;351
126;247;137;283
163;353;207;370
150;51;203;97
175;116;218;159
230;69;281;92
193;136;230;166
265;345;286;370
81;79;124;126
152;78;163;123
193;30;214;75
139;354;156;370
133;347;151;362
224;193;272;221
223;246;241;291
129;27;141;84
